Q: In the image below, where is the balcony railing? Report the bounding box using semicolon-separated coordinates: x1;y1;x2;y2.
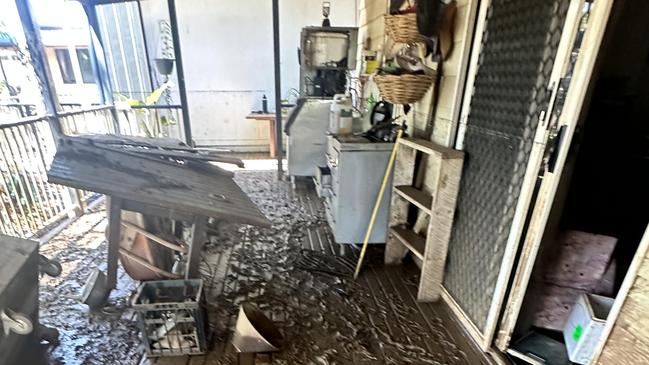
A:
0;115;75;237
118;104;184;140
0;103;38;121
60;105;118;136
0;103;185;238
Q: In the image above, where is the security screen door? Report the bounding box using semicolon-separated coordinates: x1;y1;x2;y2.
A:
441;0;580;350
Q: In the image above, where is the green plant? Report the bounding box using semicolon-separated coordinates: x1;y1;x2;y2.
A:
117;81;177;137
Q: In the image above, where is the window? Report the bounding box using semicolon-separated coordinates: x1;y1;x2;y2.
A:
54;48;75;84
76;48;95;84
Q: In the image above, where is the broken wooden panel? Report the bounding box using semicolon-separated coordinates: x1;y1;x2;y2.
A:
47;137;270;227
542;231;617;290
532;230;618;331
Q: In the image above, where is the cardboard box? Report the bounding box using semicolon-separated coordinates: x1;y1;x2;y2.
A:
563;293;614;364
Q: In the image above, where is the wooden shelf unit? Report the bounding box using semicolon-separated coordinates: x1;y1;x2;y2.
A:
385;137;464;301
391;225;426;260
394;185;433;215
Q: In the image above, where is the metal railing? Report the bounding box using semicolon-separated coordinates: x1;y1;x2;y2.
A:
58;104;184;140
118;104;184;140
60;105;118;136
0;103;38;122
0;103;185;238
0;115;74;237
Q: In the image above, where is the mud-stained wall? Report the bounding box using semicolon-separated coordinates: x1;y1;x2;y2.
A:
141;0;359;149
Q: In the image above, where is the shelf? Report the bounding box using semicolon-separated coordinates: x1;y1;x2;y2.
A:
390;226;426;261
399;137;464;159
394;186;432;215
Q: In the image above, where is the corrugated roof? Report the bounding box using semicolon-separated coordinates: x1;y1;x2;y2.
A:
48;137;270;227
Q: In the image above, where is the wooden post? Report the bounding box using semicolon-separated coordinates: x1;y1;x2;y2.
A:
106;196;122;289
186;215;208;279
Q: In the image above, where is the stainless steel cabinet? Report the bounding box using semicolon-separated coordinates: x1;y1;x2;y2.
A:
316;135;394;244
286;99;332;178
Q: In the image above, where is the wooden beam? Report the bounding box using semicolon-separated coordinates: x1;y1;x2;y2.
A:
399;137;464;158
121;221;187;253
185;216;208;279
106;196;122;289
455;0;492;150
418;155;463;301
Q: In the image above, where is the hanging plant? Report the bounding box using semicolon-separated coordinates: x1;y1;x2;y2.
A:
158;20;174;60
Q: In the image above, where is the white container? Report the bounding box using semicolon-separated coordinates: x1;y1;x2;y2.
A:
329;94;353;135
306;32;349;67
563;293;614;364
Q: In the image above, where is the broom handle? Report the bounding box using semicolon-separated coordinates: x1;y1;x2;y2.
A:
354;128;404;279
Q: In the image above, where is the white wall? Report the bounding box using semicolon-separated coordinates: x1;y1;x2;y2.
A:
143;0;358;149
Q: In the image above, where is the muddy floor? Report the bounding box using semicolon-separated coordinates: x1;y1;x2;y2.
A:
39;205;141;365
38;170;486;365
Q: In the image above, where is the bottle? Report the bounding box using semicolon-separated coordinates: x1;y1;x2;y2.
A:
262;95;268;113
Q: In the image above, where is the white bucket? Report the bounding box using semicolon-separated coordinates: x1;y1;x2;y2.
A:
231;304;283;353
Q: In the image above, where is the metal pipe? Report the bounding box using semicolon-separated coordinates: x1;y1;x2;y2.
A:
136;0;156;92
82;3;112;106
0;57;9;88
272;0;283;176
167;0;193;146
14;0;62;137
131;104;182;109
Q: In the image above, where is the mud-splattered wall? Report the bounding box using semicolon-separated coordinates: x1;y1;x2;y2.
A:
140;0;359;149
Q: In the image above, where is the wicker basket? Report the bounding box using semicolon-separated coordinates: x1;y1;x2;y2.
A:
385;13;425;44
374;74;435;104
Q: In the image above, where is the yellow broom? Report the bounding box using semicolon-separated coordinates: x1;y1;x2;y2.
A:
353;128;404;279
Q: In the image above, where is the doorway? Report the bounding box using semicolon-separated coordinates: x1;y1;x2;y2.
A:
507;0;649;362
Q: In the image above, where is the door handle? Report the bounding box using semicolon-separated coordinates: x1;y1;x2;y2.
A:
548;124;567;173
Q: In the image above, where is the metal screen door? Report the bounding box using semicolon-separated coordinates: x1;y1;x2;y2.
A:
442;0;572;349
495;0;615;351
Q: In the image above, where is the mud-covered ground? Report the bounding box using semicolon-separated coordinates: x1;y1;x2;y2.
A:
38;170;480;365
39;206;141;365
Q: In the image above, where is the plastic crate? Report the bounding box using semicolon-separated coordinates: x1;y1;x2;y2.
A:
132;279;207;357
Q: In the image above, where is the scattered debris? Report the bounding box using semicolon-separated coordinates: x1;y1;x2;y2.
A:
38;170;479;364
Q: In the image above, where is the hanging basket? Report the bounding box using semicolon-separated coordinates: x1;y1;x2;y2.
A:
385;13;425;44
374;74;435;105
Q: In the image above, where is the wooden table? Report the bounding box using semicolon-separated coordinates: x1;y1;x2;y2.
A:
245;113;278;158
48;136;270;291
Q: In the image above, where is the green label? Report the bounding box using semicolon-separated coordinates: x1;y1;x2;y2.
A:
572;324;584;342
